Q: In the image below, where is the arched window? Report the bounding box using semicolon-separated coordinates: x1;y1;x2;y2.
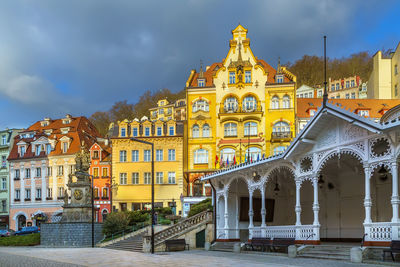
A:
282;95;290;109
194;149;208;164
192;124;200;138
202;124;210;137
224;97;238;113
273;121;290;133
245;147;262;162
273;146;286;155
192;99;209;112
102;210;108;222
220;148;236;163
271;96;279;109
242;96;257;112
244;122;257;136
193;179;204;197
224;123;237;137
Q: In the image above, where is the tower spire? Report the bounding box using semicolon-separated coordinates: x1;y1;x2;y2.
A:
199;59;204;78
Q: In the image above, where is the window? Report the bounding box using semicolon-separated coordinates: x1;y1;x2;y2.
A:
1;200;6;212
94;188;99;198
194;149;208;164
47;167;52;177
358;110;369;117
245;147;262;161
244;122;257;136
35;145;41;156
351;80;355;87
271;96;279;109
273;121;290;133
102;167;108;177
1;156;6;168
156;149;163;161
336;95;340;99
102;188;108;198
157;126;162;136
336;83;340;90
346;81;350;88
26;168;31;178
351;92;356;99
1;178;6;190
169;126;174;136
276;75;283;83
132;127;138;137
144;172;151;184
220;148;236;163
395;85;398;96
309;109;316;116
132;173;139;184
92;150;99;159
120;128;126;137
224;123;237;137
47;188;52;199
20;146;26;157
282;95;290;109
224;97;238;112
69;165;75;175
36;188;41;199
192;125;200;138
120;173;127;185
168;172;176;184
93;168;99;177
156;172;163;184
168;149;175;161
1;135;6;145
119;150;127;162
317;90;323;97
46;144;51;155
35;167;41;177
331;84;335;91
192;100;209;112
198;79;205;87
229;72;235;84
15;169;20;179
58;187;64;198
130;150;138;162
202;124;210;137
273;146;286;155
25;189;31;200
345;93;350;99
243;96;257;112
15;189;20;200
62;142;68;153
144;127;150;136
159;108;164;115
245;71;251;83
57;166;63;176
144;150;151;162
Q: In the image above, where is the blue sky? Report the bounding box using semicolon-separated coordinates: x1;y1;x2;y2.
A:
0;0;399;129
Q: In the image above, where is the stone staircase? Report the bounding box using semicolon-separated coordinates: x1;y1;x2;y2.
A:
210;241;238;252
104;234;144;252
297;245;352;261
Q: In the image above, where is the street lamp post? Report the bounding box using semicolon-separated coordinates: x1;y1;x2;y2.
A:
130;138;155;254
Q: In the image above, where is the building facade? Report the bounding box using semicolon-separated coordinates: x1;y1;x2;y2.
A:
328;76;361;99
0;129;21;229
203;100;400;246
184;25;297;212
89;140;111;222
8;115;100;230
111;118;186;215
296;85;323;99
149;98;186;122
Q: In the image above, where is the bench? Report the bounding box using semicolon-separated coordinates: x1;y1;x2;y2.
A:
271;238;295;252
245;238;271;251
165;239;189;252
383;240;400;261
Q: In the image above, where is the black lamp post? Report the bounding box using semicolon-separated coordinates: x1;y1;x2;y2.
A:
131;138;155;254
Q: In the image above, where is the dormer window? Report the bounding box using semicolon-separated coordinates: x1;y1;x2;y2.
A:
229;72;235;84
62;119;71;124
276;75;284;83
245;71;251;83
35;145;41;156
132;127;138;137
46;144;51;155
45;129;53;135
1;135;6;145
93;150;99;159
145;127;150;136
157;126;162;136
40;121;49;127
61;127;70;134
169;126;174;136
358;110;369;117
309;109;317;116
20;146;26;157
198;79;205;87
62;142;68;153
160;101;164;106
120;128;126;137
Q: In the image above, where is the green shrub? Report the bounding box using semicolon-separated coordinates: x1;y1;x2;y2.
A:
155;207;172;215
102;212;130;236
0;233;40;246
188;198;213;217
160;219;171;225
126;210;148;225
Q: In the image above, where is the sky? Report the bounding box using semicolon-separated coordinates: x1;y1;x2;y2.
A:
0;0;400;129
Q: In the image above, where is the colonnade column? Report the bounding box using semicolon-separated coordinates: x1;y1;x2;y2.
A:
224;191;229;238
295;180;302;226
364;165;372;224
236;194;240;239
312;177;320;226
248;189;254;239
261;187;266;238
391;161;399;223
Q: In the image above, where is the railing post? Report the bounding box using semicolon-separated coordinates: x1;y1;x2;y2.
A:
364;165;372;224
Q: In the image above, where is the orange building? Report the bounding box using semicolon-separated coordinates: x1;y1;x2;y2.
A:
89;140;112;222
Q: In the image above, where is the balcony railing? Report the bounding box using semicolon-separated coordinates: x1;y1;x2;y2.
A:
271;131;292;140
219;103;263;114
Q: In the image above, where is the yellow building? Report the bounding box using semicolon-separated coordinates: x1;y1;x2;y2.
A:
184;25;296;206
110;117;186;215
149;99;186;122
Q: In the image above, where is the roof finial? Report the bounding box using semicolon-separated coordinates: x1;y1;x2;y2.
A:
199;59;204;78
277;56;281;73
323;36;328;106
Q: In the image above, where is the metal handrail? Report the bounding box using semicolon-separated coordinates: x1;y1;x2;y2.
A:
101;222;149;243
361;233;367;248
303;233;315;245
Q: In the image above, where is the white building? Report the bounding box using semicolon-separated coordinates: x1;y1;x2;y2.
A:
296;85;322;99
203;100;400;246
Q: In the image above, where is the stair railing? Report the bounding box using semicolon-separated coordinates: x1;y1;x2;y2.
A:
360;233;367;248
303;233;316;245
100;222;149;243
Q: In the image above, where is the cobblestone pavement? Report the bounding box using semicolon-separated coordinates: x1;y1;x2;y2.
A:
0;247;388;267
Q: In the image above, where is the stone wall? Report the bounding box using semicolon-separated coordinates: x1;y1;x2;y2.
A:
41;222;103;247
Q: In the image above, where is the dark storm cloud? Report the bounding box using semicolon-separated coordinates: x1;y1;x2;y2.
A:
0;0;399;129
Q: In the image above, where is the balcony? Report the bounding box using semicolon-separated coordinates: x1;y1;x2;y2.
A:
14;198;20;202
14;177;20;181
46;197;53;200
35;198;42;201
271;131;292;141
219;104;262;114
24;198;31;201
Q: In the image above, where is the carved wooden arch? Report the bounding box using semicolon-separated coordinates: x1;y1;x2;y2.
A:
261;163;296;188
225;176;251;194
316;147;364;174
369;161;392;178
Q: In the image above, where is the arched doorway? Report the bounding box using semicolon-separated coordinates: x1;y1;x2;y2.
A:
226;178;249;241
318;153;365;241
17;215;26;230
102;209;108;222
